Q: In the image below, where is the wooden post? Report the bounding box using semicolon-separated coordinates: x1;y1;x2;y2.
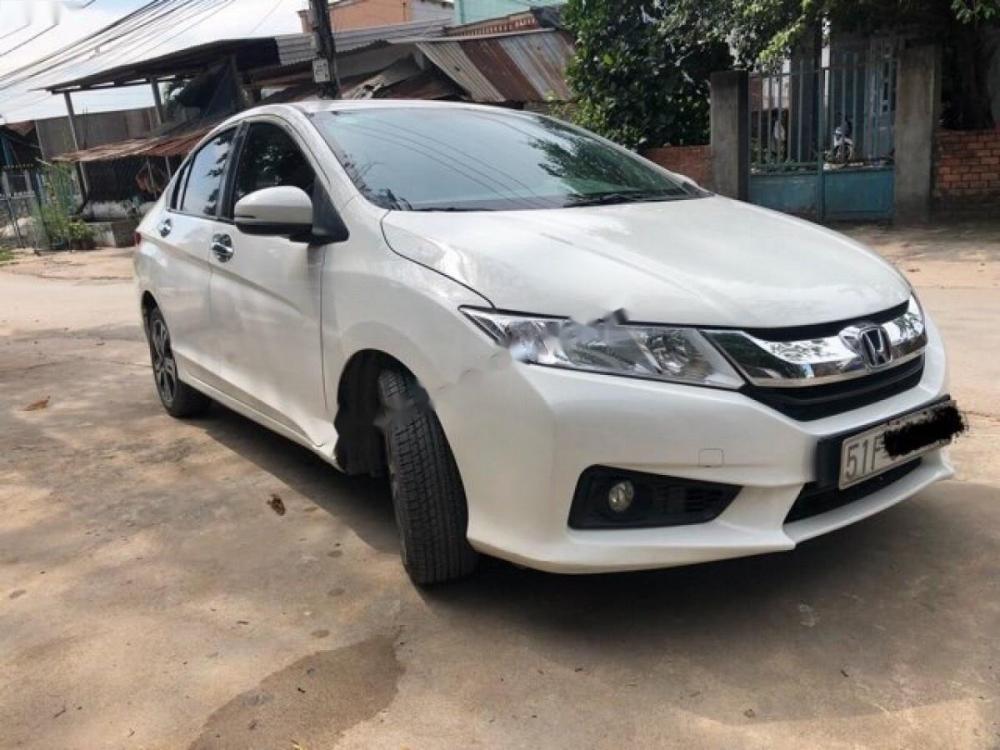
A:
228;55;247;110
149;78;165;125
146;80;172;178
62;91;89;199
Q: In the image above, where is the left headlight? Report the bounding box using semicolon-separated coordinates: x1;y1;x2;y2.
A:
461;307;744;389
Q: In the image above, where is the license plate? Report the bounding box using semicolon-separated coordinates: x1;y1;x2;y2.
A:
838;400;960;489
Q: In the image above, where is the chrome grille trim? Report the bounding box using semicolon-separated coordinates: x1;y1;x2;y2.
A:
702;296;927;389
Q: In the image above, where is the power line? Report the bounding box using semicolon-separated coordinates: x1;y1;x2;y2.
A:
0;0;215;111
0;1;181;117
248;0;285;36
0;1;173;91
0;0;296;119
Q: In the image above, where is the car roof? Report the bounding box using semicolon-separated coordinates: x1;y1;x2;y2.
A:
220;99;532;126
290;98;515;115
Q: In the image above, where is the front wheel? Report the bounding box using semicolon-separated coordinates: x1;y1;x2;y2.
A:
146;308;211;418
377;368;478;585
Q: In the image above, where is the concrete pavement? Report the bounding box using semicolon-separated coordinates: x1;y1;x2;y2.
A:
1;226;998;750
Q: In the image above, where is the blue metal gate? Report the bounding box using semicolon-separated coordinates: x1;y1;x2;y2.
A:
748;52;896;221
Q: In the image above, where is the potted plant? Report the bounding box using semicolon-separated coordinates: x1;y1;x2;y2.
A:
68;220;97;251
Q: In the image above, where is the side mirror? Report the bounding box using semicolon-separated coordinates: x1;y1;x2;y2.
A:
234;186;314;240
234;185;349;244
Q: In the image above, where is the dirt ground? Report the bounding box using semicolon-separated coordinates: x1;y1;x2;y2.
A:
1;222;998;750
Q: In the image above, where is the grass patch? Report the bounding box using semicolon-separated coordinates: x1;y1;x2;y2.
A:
0;248;14;264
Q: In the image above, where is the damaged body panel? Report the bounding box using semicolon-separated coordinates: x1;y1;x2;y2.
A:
381;198;911;328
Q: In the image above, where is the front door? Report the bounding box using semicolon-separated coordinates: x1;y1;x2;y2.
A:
155;128;236;380
208;119;331;446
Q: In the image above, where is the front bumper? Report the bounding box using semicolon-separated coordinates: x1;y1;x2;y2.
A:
433;317;952;574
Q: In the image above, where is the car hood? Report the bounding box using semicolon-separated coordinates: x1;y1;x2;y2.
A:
380;195;910;328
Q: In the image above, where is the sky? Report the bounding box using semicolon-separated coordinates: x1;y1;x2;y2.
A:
0;0;308;124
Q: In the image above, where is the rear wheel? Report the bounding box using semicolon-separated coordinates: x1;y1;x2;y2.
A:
146;307;211;418
377;368;478;585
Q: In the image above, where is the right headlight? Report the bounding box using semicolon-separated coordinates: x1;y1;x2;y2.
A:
461;307;744;389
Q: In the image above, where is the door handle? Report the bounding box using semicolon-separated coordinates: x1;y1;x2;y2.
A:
211;233;234;263
157;218;172;237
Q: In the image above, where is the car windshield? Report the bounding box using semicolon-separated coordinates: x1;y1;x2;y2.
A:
310;107;706;211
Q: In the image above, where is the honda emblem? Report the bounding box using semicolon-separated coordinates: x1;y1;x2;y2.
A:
857;325;893;369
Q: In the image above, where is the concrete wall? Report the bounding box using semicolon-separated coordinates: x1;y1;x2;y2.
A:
894;42;940;223
34;108;158;160
643;146;713;190
298;0;451;32
709;70;748;200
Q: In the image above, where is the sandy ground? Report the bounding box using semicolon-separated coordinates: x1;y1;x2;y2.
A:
1;226;998;750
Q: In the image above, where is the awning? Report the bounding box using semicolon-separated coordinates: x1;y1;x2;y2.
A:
53;124;217;163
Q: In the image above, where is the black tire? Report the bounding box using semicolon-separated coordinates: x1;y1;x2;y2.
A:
377;368;478;585
146;307;211;418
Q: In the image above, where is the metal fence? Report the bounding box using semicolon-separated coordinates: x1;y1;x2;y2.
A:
0;167;46;252
747;52;897;221
0;164;85;252
749;53;896;173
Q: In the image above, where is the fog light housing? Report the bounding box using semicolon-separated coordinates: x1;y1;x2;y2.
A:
569;466;741;529
607;481;635;513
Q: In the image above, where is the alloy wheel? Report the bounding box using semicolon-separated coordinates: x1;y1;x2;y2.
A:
150;318;178;406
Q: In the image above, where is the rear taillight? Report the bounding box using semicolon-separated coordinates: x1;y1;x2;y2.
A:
133;231;142;247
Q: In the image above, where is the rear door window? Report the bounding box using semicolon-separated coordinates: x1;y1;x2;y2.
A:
180;128;236;218
169;162;190;210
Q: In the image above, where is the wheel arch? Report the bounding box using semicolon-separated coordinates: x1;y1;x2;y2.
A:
333;348;415;476
139;290;159;334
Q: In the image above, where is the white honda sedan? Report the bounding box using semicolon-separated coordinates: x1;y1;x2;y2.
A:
135;100;963;584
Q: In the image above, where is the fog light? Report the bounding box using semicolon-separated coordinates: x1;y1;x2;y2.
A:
607;480;635;513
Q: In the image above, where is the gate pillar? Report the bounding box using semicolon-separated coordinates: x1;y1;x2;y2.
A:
894;42;941;223
710;70;750;200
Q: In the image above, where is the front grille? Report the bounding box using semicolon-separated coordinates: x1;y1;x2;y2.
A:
569;466;741;529
742;300;909;341
741;355;925;421
785;459;922;524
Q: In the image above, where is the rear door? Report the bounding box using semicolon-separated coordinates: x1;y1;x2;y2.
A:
155;128;237;381
207;118;331;446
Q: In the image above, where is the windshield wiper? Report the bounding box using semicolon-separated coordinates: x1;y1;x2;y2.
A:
567;190;680;207
408;206;491;212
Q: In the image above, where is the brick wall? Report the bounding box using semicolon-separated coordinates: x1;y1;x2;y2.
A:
933;129;1000;213
298;0;450;32
641;145;713;190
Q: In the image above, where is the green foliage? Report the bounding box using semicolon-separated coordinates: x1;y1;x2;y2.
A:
686;0;1000;63
67;220;95;242
32;163;80;248
563;0;731;150
951;0;1000;23
671;0;998;128
36;203;70;245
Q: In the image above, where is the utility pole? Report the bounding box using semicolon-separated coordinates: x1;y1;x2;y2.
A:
308;0;339;98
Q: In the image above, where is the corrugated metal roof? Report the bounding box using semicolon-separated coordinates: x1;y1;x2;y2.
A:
47;22;449;93
53;124;216;163
3;120;35;137
412;29;573;102
343;56;460;100
46;39;280;93
416;43;503;101
276;18;448;65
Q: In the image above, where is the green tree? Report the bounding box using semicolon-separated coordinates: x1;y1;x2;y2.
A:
672;0;999;129
562;0;731;150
